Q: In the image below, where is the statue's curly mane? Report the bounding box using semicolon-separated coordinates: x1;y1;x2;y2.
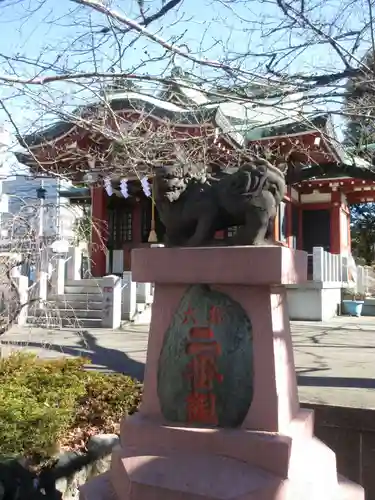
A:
153;163;208;203
154;160;285;204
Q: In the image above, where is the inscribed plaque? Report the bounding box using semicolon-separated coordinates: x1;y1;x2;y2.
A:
157;284;253;428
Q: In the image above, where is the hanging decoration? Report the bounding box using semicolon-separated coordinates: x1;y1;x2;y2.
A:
104;177;113;196
141;176;152;197
120;179;129;198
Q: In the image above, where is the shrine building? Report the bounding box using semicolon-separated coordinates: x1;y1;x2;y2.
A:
15;74;375;278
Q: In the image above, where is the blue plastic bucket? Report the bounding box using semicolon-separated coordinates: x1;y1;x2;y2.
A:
342;300;364;317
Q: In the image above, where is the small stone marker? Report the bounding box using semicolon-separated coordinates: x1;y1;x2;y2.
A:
67;246;82;281
15;275;29;326
121;272;136;321
101;275;122;329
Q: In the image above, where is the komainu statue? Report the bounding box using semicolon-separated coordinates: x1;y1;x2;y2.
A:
153;158;286;247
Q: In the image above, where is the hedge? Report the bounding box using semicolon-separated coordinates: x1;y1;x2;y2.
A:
0;353;142;460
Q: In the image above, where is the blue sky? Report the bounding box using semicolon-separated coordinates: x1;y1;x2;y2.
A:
0;0;371;142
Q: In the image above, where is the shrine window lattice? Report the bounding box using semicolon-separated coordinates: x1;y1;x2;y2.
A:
108;209;133;247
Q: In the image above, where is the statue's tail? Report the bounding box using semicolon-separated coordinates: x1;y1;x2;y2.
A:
219;165;268;201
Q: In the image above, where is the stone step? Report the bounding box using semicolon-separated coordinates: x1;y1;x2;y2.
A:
33;308;102;319
136;302;146;312
27;316;102;328
49;298;103;310
65;278;104;287
50;293;102;302
64;285;103;294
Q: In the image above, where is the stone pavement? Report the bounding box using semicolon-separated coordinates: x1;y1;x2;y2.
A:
1;316;375;409
0;325;149;382
293;316;375;408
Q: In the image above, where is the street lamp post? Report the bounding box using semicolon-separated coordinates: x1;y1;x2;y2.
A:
36;181;47;248
36;182;47;307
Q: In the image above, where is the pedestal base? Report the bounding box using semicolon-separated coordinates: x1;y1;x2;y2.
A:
80;247;364;500
81;472;363;500
80;452;364;500
80;410;364;500
82;473;363;500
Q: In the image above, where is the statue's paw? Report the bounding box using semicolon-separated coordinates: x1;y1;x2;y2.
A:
251;239;279;246
269;239;284;246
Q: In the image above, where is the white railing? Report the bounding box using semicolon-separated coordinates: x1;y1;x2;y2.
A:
356;265;375;296
310;247;347;284
309;247;375;294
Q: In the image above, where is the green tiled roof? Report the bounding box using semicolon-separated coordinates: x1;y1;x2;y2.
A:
17;93;218;148
59;187;90;198
243;114;329;141
346;143;375;152
17;122;75;148
296;157;375;182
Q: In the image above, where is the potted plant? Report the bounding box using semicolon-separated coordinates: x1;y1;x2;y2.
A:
342;289;366;317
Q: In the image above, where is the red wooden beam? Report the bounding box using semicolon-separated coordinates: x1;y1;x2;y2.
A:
91;186;107;277
330;191;341;254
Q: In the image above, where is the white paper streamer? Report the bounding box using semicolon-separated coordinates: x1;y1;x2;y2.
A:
120;179;129;198
141;177;151;197
104;177;113;196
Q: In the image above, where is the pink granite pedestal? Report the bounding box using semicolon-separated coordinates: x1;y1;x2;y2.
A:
80;246;364;500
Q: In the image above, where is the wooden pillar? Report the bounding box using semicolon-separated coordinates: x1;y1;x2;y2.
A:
297;205;303;250
273;208;279;241
91;186;107;277
340;194;352;255
330;191;341;254
347;208;352;254
286;189;293;248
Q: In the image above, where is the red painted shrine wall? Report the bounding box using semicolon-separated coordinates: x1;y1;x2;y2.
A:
330;191;341;254
90;189;301;274
91;186;107;277
91;193;303;275
294;193;351;256
90;186;352;275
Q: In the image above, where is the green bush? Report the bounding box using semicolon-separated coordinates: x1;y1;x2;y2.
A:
0;353;142;460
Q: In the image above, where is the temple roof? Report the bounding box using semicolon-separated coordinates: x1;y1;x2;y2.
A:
347;143;375;152
59;186;90;199
295;158;375;182
242;114;330;141
13;75;375;183
15;74;310;150
17;92;220;149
